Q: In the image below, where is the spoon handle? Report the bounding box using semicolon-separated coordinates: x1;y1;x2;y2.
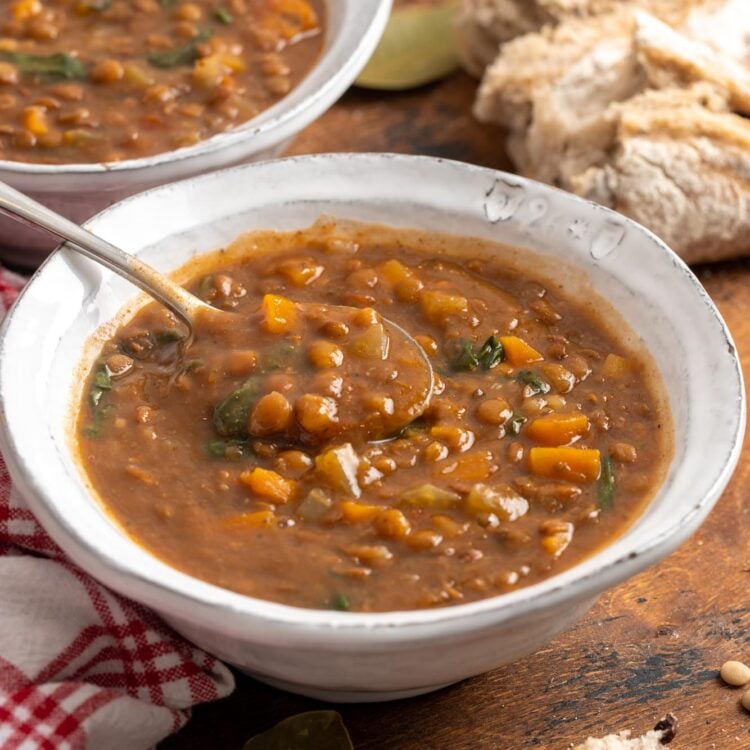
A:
0;180;203;328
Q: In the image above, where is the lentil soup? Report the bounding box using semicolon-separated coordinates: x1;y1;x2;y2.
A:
75;221;673;612
0;0;325;164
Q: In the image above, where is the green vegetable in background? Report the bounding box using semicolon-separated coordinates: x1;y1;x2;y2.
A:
147;30;211;69
206;439;250;459
506;413;526;436
213;377;261;437
515;370;550;396
450;336;505;372
0;52;87;80
214;7;233;24
355;3;459;91
329;592;350;611
476;335;504;370
244;711;353;750
82;405;114;438
598;455;616;508
89;364;112;408
450;339;479;371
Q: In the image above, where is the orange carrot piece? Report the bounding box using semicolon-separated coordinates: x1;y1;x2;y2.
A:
529;447;601;483
526;414;590;446
261;293;297;334
500;336;543;366
239;467;296;503
340;500;382;523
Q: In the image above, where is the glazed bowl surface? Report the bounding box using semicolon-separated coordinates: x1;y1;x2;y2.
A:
0;0;390;269
0;154;743;702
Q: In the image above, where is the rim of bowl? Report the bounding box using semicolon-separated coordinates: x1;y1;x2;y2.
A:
0;153;744;642
0;0;390;177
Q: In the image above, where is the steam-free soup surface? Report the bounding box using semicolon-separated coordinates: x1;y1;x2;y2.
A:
0;0;324;164
77;224;671;612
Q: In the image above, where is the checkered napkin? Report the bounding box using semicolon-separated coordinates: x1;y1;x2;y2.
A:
0;270;235;749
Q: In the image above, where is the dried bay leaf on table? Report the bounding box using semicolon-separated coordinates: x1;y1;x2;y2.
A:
356;3;460;91
243;711;354;750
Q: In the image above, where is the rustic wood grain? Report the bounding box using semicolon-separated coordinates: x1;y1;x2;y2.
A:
161;70;750;750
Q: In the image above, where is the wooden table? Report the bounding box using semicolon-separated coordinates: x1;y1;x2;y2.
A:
162;69;750;750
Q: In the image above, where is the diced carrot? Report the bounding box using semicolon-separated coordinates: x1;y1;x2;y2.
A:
222;510;276;529
278;258;324;287
378;259;413;285
239;467;296;503
526;413;590;446
261;293;297;334
23;106;48;136
529;447;601;483
420;290;468;323
601;354;633;379
341;500;382;523
500;336;543;366
12;0;41;20
271;0;319;30
438;450;494;481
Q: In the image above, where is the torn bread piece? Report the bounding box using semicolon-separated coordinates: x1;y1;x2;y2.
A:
572;83;750;265
573;714;678;749
456;0;733;74
635;11;750;113
473;8;750;262
456;0;615;76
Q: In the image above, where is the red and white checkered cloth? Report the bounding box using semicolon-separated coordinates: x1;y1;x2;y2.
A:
0;269;235;749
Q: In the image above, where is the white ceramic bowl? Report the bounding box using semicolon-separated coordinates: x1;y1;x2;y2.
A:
0;155;744;702
0;0;391;269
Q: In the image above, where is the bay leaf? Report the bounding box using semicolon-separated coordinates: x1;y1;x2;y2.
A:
355;3;459;91
243;711;354;750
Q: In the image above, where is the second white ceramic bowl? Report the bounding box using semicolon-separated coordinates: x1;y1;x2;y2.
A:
0;0;391;268
0;155;744;701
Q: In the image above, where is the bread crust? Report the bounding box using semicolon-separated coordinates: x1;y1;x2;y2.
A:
464;0;750;263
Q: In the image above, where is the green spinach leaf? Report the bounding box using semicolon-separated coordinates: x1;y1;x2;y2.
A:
329;592;350;611
147;30;211;69
515;370;550;396
476;335;504;370
206;439;251;459
450;339;479;371
0;51;87;80
90;364;112;408
213;377;261;437
82;405;114;438
598;455;615;508
214;7;233;23
507;413;526;436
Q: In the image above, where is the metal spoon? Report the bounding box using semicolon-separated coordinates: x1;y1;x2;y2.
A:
0;181;435;439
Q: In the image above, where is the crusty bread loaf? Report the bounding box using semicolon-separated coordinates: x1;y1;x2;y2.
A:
456;0;729;74
463;0;750;263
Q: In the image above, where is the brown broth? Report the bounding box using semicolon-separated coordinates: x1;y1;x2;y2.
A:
75;222;673;612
